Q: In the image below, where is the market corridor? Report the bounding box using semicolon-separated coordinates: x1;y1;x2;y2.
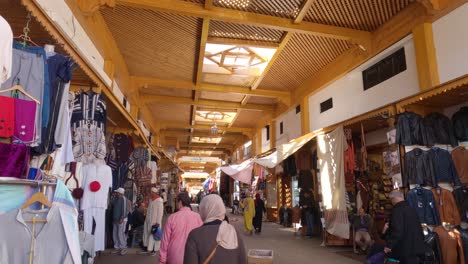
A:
95;212;363;264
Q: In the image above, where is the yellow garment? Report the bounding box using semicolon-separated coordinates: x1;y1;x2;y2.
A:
241;197;255;232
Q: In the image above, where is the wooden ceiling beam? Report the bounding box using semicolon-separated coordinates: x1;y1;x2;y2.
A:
207;37;280;48
159;123;252;133
134;76;290;100
161;130;243;138
294;0;315;24
251;33;292;91
141;94;273;111
115;0;371;45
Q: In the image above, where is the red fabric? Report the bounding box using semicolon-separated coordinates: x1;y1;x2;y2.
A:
0;96;15;138
89;181;101;192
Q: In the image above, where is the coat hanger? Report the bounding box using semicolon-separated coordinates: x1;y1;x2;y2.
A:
20;191;52;220
0;85;40;104
14;13;39;48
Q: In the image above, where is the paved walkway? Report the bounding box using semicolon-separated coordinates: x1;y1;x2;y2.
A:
95;211;365;264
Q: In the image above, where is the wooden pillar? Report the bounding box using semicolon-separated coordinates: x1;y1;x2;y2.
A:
301;98;310;135
412;23;440;91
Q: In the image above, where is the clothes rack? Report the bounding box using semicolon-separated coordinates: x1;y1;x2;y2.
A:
0;178;56;187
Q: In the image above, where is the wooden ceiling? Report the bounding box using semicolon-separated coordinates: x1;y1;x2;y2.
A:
95;0;418;173
4;0;425;174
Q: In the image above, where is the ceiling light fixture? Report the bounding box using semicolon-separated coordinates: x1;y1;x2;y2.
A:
210;122;219;135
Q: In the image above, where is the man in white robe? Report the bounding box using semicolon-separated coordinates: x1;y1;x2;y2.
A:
141;187;164;256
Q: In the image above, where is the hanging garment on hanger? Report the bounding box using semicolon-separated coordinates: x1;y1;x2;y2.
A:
432;187;461;226
433;225;465;264
406;187;441;225
396;111;428;146
456;225;468;264
453;107;468;142
0;142;29;178
14;98;36;142
452;146;468;185
1;48;44;146
424;112;459;147
0;95;14;138
70;91;107;131
81;163;113;252
0;16;12;84
453;187;468;222
404;148;437;187
114;133;130;163
72;123;107;164
429;147;462;186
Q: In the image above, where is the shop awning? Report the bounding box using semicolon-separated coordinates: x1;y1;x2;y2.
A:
220;159;254;184
253;131;317;168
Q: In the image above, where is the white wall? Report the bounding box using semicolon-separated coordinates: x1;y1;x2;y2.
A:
308;35;420;131
275;106;302;146
35;0;111;86
444;101;468;119
433;3;468;83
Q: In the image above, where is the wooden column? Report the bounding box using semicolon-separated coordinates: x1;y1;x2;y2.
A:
301;97;310;135
412;23;440;91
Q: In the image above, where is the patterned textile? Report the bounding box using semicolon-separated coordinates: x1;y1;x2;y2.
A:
72;123;106;164
131;147;149;168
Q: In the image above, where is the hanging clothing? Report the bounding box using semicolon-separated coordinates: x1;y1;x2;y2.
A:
0;95;15;138
452;146;468;185
0;142;29;178
317;126;349;239
396;112;428;146
131;147;150;168
406;187;441;225
343;128;355;174
431;187;461;226
0;15;12;84
429;147;461;186
72;123;107;164
71;91;107;131
404;148;437;187
424;112;458;147
14;98;36;143
2;48;45;146
456;226;468;264
114;133;130;163
453;107;468;142
81;163;112;252
143;197;164;252
453;187;468;222
433;226;465;264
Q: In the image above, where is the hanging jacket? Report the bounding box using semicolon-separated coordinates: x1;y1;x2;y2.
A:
396;112;427;146
452;107;468;142
433;226;465;264
406;187;441;225
424;112;458;147
456;226;468;264
404;148;437;187
424;230;444;264
428;147;461;186
431;187;461;226
453;186;468;222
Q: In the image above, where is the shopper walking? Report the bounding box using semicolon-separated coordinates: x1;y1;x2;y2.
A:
159;192;203;264
240;193;255;235
253;194;266;234
384;190;426;264
184;194;247;264
142;187;165;256
111;188;128;256
300;190;315;237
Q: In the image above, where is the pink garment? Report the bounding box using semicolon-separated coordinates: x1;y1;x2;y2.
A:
159;207;203;264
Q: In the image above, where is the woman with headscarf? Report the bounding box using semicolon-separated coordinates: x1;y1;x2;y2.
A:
184;194;247;264
253;193;266;234
240;193;255;235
